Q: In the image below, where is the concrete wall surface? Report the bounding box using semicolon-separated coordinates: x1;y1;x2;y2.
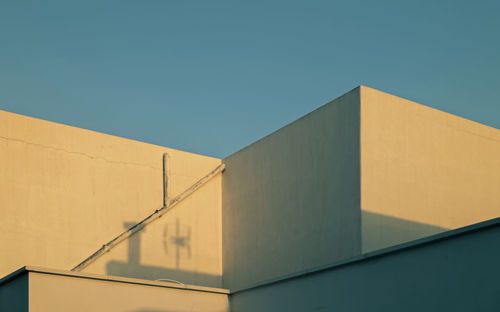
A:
84;179;223;287
222;88;361;290
0;271;28;312
230;220;500;312
0;110;223;287
360;86;500;252
4;85;500;294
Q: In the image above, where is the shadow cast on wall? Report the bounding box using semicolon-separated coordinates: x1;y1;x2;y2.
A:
107;212;449;287
106;220;220;286
362;211;449;253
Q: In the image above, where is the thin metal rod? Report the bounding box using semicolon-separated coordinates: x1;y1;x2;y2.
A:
163;153;169;207
72;162;225;272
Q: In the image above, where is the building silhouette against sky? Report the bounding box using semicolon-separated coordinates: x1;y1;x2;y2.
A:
1;86;500;311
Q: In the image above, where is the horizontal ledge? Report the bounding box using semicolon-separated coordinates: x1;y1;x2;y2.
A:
0;266;229;295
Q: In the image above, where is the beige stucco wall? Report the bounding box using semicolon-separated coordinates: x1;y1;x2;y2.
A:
222;88;361;290
223;85;500;289
360;86;500;252
0;110;222;286
84;176;223;287
28;271;229;312
4;85;500;293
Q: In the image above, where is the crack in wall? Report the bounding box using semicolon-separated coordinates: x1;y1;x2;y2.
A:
0;135;162;170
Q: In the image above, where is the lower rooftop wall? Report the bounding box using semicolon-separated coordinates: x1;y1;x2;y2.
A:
0;268;230;312
0;271;28;312
230;218;500;311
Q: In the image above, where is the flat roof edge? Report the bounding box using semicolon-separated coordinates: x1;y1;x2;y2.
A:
0;266;29;286
0;266;229;295
0;109;221;161
223;85;361;159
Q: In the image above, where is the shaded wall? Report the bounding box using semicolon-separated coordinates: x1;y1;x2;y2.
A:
0;110;222;286
361;211;446;253
222;88;361;290
231;221;500;311
360;86;500;252
0;272;28;312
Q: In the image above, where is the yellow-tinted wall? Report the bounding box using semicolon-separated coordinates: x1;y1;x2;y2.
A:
84;177;223;287
222;88;361;290
0;110;222;287
28;271;229;312
360;86;500;252
4;85;500;292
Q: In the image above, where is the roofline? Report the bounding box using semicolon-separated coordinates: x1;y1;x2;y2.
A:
224;86;361;159
0;266;229;295
0;109;221;161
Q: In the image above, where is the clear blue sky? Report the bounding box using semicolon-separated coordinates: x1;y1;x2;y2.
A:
1;1;499;158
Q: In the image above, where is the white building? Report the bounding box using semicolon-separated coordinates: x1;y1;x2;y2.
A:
1;86;500;311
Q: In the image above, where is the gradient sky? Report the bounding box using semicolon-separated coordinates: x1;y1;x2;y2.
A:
1;0;499;158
